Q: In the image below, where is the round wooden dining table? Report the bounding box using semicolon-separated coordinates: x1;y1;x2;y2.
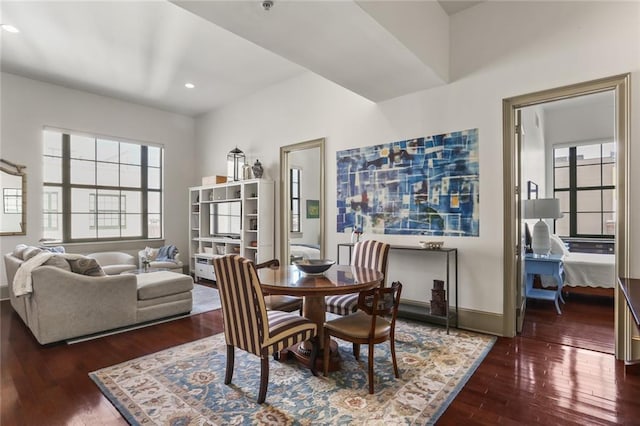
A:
257;264;383;371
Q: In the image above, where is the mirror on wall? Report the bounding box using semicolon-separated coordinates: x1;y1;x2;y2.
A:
280;138;325;264
0;159;27;236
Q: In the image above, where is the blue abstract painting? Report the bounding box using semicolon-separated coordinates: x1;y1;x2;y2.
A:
336;128;479;237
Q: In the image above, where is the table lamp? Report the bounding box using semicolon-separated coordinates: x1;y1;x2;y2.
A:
523;198;563;256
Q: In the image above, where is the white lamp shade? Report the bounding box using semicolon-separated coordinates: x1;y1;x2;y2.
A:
523;198;563;220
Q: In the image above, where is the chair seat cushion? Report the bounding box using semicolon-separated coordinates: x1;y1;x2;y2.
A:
136;271;193;300
324;310;391;339
325;294;358;316
264;310;316;353
264;295;302;312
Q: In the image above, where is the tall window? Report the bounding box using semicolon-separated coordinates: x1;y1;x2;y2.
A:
553;142;615;238
290;168;301;233
42;129;163;242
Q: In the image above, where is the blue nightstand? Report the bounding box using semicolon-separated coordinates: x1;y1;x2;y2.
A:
524;253;565;314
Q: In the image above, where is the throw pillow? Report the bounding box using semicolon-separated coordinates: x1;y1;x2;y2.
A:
67;257;106;277
23;246;44;261
144;246;159;261
12;244;29;260
44;255;72;272
549;234;570;256
156;245;178;261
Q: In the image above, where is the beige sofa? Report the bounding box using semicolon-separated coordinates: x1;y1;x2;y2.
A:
4;251;194;345
86;251;137;275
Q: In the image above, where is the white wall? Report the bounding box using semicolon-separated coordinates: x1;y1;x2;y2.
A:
194;1;639;324
0;73;196;295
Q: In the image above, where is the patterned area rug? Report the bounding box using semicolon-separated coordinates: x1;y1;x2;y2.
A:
90;320;495;424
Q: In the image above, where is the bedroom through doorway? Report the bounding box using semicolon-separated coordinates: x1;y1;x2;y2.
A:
518;91;616;354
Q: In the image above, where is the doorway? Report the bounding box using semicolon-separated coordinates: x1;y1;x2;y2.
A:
502;74;630;360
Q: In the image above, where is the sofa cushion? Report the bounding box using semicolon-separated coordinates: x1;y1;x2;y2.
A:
23;246;44;261
143;247;159;261
102;264;137;275
44;255;72;272
135;271;193;300
148;260;182;270
12;244;29;260
40;245;66;254
67;257;107;276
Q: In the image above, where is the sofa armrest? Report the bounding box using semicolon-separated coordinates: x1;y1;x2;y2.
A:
27;266;138;344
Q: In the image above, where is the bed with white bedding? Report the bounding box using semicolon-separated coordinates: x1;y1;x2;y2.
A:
542;235;615;288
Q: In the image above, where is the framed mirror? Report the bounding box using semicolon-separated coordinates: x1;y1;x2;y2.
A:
280;138;325;264
0;158;27;236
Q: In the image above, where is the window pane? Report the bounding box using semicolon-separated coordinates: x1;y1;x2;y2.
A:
120;164;141;187
43;156;62;183
96;162;119;186
120;143;141;165
603;163;615;186
554;167;569;188
603;212;615;235
603;189;615;211
148;214;161;238
576;144;601;166
554;148;569;167
71;188;96;213
121;190;141;214
148;146;161;167
42;187;62;238
602;142;615;163
70;159;95;185
97;223;120;238
576;164;601;187
555;191;570;215
43;130;62;157
95;190;121;233
576;189;601;212
121;214;142;237
554;215;569;237
148;191;161;214
70;135;95;160
97;139;119;162
147;166;160;189
577;212;601;235
71;214;96;239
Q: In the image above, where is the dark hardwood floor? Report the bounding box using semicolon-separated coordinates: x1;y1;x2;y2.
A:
2;290;639;425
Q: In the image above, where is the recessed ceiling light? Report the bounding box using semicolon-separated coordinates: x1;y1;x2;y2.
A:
184;83;195;89
1;24;20;34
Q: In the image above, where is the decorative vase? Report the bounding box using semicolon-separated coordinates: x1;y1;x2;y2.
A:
242;163;252;180
252;159;264;179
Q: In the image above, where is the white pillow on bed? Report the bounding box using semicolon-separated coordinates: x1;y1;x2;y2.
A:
549;234;570;256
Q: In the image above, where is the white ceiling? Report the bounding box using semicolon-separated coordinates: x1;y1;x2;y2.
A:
0;0;482;117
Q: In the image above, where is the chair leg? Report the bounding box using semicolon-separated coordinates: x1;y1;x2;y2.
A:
353;343;360;360
390;337;399;378
258;354;269;404
367;343;375;394
309;337;319;376
323;331;331;376
225;345;235;385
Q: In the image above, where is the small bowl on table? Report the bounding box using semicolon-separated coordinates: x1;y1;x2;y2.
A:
419;241;444;250
293;259;335;275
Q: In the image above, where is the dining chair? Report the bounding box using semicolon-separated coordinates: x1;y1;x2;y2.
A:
325;240;390;316
213;254;318;403
323;281;402;394
256;259;303;313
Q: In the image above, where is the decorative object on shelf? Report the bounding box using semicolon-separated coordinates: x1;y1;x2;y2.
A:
242;163;252;180
523;198;563;256
419;241;444;249
216;246;226;255
306;199;320;219
227;147;246;182
249;218;258;230
430;279;446;316
250;240;257;247
252;159;264;179
293;259;335;274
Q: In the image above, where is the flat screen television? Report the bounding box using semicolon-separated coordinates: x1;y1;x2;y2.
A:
211;200;242;238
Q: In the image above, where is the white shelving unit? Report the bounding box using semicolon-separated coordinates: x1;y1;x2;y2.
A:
188;179;274;281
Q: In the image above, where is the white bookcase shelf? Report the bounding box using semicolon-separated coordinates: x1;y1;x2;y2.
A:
188;179;274;281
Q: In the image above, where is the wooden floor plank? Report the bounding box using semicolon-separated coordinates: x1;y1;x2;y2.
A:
2;289;639;425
